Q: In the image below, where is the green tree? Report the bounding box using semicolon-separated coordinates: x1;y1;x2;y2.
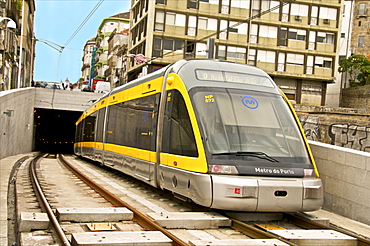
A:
338;54;370;86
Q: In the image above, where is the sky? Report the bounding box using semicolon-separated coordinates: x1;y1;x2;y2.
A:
34;0;131;84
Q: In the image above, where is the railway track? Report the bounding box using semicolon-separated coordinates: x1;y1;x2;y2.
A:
9;153;370;246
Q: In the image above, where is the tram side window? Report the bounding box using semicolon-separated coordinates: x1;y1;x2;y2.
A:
106;94;159;151
83;113;96;142
162;90;198;157
75;121;83;143
106;105;119;144
95;108;106;142
135;94;159;151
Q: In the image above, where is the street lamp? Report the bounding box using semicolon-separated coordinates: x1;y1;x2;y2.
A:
0;17;17;29
0;17;17;91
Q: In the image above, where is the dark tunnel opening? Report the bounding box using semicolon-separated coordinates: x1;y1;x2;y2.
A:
33;108;81;154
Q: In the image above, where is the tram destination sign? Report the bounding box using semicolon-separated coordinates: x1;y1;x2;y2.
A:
195;69;273;87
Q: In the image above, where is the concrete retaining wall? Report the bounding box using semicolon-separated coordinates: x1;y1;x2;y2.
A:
34;88;101;111
310;140;370;225
0;88;101;159
294;105;370;153
0;88;35;159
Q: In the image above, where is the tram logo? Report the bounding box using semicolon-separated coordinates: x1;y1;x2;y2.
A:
242;96;258;109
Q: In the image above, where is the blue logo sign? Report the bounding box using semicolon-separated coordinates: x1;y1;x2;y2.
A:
242;96;258;109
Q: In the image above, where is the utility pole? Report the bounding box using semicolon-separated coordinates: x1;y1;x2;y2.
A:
206;38;215;59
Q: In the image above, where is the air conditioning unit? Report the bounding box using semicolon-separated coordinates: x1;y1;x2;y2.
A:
295;15;301;21
323;19;330;24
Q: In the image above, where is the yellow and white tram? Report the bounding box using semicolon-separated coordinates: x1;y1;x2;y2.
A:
75;59;323;212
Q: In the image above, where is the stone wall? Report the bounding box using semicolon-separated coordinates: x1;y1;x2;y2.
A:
294;104;370;153
340;85;370;110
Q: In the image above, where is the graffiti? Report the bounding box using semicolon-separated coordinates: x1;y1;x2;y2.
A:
298;115;370;153
329;124;370;152
299;115;321;141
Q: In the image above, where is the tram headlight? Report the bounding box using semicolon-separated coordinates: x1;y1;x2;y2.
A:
209;165;239;174
304;186;323;199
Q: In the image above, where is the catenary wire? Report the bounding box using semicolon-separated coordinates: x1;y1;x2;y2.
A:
63;0;105;50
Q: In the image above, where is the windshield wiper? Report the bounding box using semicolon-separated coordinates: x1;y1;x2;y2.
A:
237;151;279;162
213;151;279;162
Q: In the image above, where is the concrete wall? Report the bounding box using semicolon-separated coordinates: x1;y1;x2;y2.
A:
0;88;35;159
310;140;370;225
0;88;101;159
34;88;101;111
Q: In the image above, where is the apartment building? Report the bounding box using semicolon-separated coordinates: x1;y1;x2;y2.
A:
128;0;342;106
92;13;130;81
81;37;96;82
351;0;369;55
106;28;129;87
0;0;35;90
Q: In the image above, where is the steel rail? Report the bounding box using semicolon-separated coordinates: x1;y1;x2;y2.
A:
30;154;71;246
285;213;370;246
230;219;298;246
58;154;188;246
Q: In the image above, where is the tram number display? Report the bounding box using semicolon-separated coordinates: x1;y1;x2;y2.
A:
195;69;273;87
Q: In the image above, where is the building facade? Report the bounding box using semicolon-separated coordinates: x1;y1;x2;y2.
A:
1;0;35;91
81;37;96;82
128;0;342;106
351;0;370;56
106;28;129;87
92;13;130;81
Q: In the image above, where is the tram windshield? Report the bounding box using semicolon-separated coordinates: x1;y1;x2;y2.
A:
191;88;310;163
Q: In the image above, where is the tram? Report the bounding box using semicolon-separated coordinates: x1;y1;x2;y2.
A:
75;59;323;212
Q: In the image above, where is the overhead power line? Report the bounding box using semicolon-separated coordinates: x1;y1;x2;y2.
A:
63;0;105;50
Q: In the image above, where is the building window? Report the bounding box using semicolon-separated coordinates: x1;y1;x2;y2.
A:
279;28;288;46
220;0;230;14
358;36;365;47
166;12;176;25
217;45;226;60
341;33;345;38
154;10;165;31
358;2;366;15
188;0;199;9
315;56;332;68
358;21;362;26
323;60;332;68
153;38;163;57
187;16;197;36
164;39;184;52
227;46;246;60
286;53;304;66
288;29;306;41
186;41;196;58
257;50;276;63
156;0;166;4
248;49;256;65
259;25;277;38
317;32;335;44
198;17;207;29
219;20;228;40
251;0;261;16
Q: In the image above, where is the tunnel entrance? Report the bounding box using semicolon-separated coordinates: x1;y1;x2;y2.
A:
34;108;81;154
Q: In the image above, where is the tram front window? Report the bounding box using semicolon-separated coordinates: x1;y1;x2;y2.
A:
191;88;310;163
